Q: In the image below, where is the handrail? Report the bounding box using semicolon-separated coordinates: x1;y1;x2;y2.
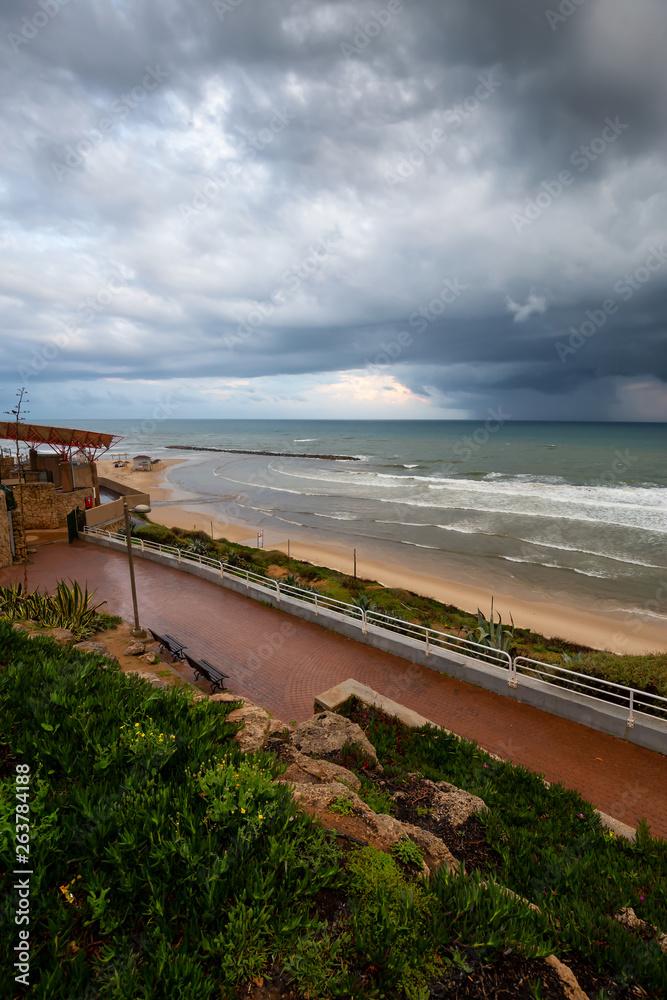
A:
513;656;667;727
84;526;665;725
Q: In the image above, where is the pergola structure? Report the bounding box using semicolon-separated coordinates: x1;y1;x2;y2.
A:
0;422;123;463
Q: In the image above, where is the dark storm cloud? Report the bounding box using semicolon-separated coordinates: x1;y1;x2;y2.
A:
1;0;666;419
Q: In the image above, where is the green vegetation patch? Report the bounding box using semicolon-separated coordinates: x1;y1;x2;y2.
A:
338;696;667;995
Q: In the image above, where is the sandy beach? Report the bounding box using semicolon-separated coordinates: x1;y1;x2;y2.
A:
96;456;667;655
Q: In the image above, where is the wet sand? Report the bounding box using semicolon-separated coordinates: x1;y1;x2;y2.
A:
98;456;667;654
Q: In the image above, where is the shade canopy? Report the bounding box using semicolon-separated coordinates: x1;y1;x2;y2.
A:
0;421;123;461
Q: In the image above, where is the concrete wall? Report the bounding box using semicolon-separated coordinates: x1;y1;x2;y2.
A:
85;495;149;528
98;476;149;499
82;532;667;756
0;492;11;568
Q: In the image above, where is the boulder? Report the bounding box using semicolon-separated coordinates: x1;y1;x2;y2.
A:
615;908;667;953
72;641;120;667
543;956;588;1000
279;745;362;792
419;779;488;828
140;652;160;665
209;691;241;704
124;642;146;656
285;780;456;875
27;627;76;647
227;701;272;754
291;711;379;767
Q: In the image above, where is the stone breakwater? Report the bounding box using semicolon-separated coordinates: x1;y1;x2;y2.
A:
166;445;360;461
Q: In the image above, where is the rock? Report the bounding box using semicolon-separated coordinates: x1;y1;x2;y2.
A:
227;701;272;754
291;711;380;767
209;692;241;703
285;781;456;875
543;956;588;1000
124;642;146;656
279;745;362;792
140;652;160;665
73;641;121;666
124;669;169;689
615;908;667;953
269;717;289;735
27;627;76;647
420;779;488;827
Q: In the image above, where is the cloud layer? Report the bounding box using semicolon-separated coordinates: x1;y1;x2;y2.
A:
2;0;666;420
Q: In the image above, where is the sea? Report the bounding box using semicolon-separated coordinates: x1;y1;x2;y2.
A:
79;418;667;629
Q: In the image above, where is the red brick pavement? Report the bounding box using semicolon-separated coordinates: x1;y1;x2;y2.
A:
2;540;666;837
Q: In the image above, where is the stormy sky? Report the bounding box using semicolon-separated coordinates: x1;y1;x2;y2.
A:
1;0;666;422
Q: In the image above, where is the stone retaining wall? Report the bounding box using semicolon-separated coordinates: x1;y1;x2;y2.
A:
0;492;11;568
13;482;93;529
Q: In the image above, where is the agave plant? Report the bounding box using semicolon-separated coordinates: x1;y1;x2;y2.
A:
352;593;379;612
185;538;209;555
467;598;515;653
0;582;25;617
0;580;106;640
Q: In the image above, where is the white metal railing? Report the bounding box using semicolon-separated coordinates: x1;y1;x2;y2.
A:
83;526;666;726
513;657;667;728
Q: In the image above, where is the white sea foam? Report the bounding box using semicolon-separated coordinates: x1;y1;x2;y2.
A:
313;511;358;521
294;438;317;442
500;555;612;579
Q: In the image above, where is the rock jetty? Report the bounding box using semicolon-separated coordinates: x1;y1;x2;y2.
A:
165;445;360;461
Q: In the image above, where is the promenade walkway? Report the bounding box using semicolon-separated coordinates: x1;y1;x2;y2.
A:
2;539;666;837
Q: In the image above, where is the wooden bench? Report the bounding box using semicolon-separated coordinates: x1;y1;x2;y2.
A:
184;654;229;693
148;629;187;661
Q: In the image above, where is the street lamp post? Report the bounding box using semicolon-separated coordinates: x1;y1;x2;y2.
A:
123;498;151;638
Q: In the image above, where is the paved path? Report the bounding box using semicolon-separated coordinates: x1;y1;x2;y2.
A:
2;540;666;837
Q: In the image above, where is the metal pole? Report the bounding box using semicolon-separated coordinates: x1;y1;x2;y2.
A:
288;539;290;559
353;548;356;578
123;498;145;638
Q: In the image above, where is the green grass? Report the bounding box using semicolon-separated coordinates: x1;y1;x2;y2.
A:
129;522;667;697
0;628;664;998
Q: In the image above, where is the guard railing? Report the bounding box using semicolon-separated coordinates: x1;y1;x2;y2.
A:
83;526;666;726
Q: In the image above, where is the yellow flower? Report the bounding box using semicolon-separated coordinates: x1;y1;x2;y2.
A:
240;808;245;814
258;814;263;820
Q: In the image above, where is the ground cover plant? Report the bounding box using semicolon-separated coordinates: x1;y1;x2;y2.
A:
1;624;665;998
335;697;667;997
127;521;667;698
